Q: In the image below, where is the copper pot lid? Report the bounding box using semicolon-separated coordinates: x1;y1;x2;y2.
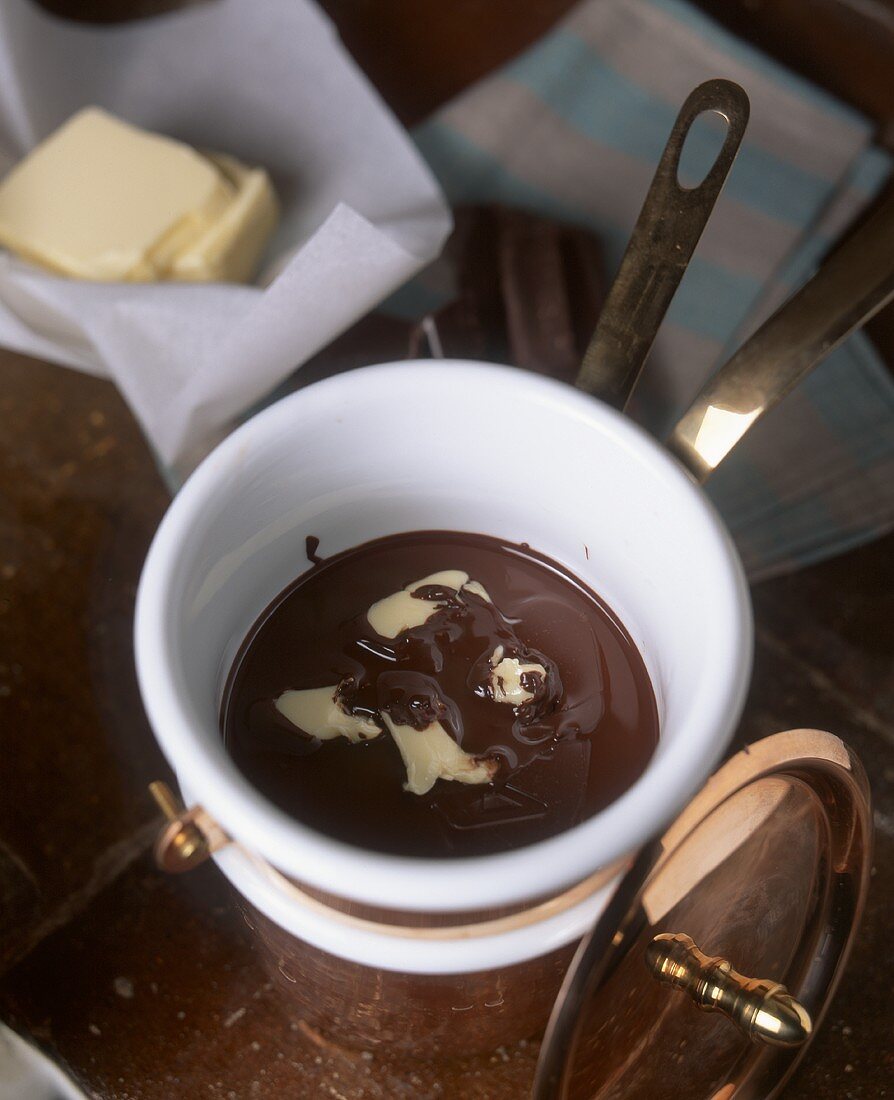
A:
533;728;872;1100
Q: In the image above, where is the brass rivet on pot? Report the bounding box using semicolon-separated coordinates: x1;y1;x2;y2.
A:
149;781;229;874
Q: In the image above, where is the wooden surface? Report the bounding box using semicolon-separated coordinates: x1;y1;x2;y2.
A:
1;1;893;1097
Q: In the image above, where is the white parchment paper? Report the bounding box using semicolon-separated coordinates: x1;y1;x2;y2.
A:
0;0;452;470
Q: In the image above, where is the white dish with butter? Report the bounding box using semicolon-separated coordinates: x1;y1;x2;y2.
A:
0;107;277;283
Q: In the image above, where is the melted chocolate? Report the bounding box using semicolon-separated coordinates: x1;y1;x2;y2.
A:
304;534;323;565
222;531;658;857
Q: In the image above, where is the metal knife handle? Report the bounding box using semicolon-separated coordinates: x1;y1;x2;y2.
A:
668;187;894;482
576;78;749;409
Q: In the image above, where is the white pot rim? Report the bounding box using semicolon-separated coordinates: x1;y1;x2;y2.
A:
135;360;752;914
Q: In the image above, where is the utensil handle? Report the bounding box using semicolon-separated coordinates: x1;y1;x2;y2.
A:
575;78;749;409
668;187;894;482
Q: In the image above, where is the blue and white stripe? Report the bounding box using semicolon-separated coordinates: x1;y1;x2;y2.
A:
404;0;894;578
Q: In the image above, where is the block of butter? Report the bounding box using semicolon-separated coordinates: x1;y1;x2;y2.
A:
0;107;278;283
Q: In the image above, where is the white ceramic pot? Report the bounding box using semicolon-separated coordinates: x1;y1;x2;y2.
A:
134;361;751;1048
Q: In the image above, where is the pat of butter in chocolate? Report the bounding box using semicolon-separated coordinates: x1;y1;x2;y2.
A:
488;645;547;706
275;678;497;794
381;714;498;796
275;685;381;743
224;531;660;857
366;570;491;639
0;107;278;283
274;570;509;794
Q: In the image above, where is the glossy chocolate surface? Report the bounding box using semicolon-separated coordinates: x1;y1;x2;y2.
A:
222;531;658;857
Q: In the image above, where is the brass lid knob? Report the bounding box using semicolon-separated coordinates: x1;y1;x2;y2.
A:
646;932;812;1048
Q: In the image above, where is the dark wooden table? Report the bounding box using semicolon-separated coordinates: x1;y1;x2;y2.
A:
1;2;893;1097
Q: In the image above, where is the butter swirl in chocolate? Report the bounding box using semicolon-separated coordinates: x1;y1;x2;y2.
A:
222;531;658;858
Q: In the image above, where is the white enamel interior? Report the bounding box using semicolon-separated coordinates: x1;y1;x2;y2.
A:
135;360;752;968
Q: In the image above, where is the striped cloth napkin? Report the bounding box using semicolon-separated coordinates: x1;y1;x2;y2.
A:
402;0;894;580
